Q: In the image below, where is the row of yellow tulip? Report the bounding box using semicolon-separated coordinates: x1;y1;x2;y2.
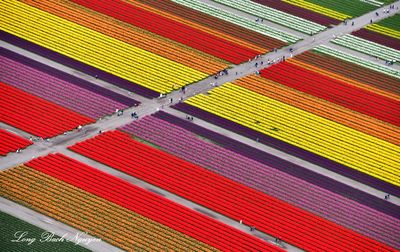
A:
235;75;400;145
0;0;207;94
185;83;400;186
20;0;229;74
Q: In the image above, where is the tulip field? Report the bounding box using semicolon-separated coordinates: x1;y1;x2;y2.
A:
0;129;32;156
0;154;281;252
0;164;221;251
260;62;399;126
214;0;400;52
251;0;400;49
295;51;400;95
1;0;400;251
0;0;207;95
136;0;286;50
313;45;399;78
67;130;397;251
178;83;399;185
173;23;400;197
171;0;300;43
0;82;95;138
0;49;139;119
20;0;228;75
69;0;262;64
121;114;400;248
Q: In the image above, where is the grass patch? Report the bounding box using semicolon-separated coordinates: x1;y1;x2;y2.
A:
195;134;226;148
130;135;165;151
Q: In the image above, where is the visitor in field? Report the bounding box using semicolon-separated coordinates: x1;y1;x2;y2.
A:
116;109;123;116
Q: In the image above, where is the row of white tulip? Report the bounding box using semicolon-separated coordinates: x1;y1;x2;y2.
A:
314;45;400;79
213;0;325;35
332;34;400;62
171;0;300;43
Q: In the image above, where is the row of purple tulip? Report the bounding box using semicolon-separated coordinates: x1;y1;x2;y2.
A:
1;31;159;98
0;54;133;119
122;114;400;248
172;103;400;197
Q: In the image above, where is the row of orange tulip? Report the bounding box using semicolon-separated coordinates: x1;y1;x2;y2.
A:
0;165;217;251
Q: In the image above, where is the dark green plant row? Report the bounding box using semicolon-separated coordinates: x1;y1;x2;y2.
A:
0;211;90;252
